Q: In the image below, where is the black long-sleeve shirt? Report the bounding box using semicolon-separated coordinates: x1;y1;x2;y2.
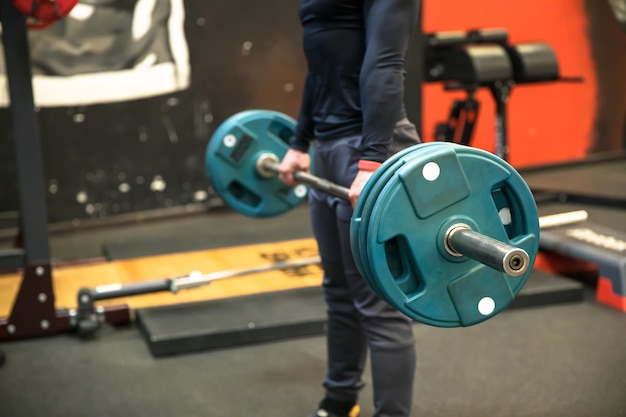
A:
291;0;419;163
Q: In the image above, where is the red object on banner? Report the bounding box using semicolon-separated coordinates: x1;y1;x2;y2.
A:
12;0;79;29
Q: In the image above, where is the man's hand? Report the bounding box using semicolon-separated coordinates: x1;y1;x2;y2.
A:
278;149;311;186
348;170;375;208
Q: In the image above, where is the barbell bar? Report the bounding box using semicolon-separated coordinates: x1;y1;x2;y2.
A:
259;153;530;277
538;209;588;229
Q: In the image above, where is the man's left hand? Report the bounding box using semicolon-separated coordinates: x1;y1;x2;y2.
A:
348;170;375;208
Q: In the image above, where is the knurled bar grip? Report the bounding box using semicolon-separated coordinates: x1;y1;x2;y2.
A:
261;158;531;277
293;170;351;200
172;256;321;291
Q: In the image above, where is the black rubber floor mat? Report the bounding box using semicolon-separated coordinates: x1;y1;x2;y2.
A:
136;270;585;357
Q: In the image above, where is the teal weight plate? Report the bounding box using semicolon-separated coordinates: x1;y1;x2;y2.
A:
355;145;446;299
352;145;440;298
358;145;449;302
205;110;309;218
351;149;404;295
351;144;426;298
364;142;539;327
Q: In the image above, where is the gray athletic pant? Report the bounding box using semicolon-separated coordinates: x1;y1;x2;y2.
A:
308;120;420;417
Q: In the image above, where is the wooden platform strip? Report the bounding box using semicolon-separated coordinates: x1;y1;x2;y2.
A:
0;238;322;317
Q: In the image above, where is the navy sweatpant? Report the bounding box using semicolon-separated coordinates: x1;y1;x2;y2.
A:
309;132;418;417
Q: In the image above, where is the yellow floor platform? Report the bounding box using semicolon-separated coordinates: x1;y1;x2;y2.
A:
0;238;322;318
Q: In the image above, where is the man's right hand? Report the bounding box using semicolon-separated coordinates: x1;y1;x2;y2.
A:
278;148;311;186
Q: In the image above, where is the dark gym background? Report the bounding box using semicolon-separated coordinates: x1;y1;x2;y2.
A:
0;0;624;225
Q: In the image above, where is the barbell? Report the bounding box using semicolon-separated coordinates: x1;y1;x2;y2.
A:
205;110;540;327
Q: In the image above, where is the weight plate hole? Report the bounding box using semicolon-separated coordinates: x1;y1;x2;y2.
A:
269;120;294;143
384;236;423;295
229;134;254;163
275;184;292;197
227;181;261;208
491;188;524;240
478;297;496;316
385;238;405;279
422;162;441;181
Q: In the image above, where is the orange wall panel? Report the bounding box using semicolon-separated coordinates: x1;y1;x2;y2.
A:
422;0;597;167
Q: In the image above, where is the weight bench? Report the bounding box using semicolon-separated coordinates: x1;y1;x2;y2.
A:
536;221;626;312
423;28;581;161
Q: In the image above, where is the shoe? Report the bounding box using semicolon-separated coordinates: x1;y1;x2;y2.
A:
309;405;360;417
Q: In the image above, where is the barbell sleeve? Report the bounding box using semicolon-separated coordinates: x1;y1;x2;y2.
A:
259;155;531;277
91;280;173;300
445;224;530;277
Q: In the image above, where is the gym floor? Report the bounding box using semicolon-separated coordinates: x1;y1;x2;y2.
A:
1;201;626;417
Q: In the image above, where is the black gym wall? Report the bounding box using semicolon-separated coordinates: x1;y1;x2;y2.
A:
0;0;307;224
0;0;623;225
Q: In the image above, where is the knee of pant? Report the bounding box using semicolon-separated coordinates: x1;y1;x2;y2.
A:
362;315;416;351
